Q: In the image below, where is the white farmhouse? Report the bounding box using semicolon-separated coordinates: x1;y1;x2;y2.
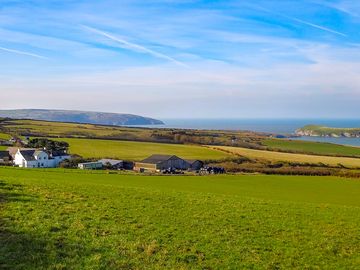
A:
14;149;70;168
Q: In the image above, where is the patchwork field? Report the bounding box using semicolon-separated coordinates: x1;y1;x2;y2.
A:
0;168;359;269
211;145;360;168
264;138;360;157
57;138;231;161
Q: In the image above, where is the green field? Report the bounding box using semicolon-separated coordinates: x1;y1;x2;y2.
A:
1;168;359;269
56;138;230;161
264;138;360;157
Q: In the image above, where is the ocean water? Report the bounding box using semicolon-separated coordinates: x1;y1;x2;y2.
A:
136;118;360;147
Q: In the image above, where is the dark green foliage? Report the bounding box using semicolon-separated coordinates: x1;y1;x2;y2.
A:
27;138;69;151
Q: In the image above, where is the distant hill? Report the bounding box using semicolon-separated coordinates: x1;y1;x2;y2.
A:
0;109;164;126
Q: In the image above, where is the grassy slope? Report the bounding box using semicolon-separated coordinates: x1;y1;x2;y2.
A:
211;145;360;168
58;138;230;160
264;138;360;157
0;168;359;269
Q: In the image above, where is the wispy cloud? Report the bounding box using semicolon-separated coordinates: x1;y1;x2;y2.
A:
0;46;48;59
257;7;347;37
82;25;189;67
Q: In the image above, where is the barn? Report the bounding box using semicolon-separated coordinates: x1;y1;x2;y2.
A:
186;160;204;171
134;155;190;172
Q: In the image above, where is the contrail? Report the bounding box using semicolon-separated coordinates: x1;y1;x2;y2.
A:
82;25;188;67
0;46;48;59
257;7;347;37
287;16;347;37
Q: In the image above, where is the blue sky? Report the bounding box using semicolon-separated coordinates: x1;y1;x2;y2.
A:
1;0;360;119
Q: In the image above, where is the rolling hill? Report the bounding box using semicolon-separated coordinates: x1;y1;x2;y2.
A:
0;109;164;126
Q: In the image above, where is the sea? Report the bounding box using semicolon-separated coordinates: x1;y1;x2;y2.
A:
135;118;360;147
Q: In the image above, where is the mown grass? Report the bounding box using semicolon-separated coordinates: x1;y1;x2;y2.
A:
55;138;230;160
264;138;360;157
211;145;360;168
0;168;359;269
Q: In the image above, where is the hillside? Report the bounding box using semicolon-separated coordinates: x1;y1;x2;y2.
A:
0;109;164;126
296;125;360;137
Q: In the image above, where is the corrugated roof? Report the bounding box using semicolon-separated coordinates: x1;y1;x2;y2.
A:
140;154;180;164
99;159;123;166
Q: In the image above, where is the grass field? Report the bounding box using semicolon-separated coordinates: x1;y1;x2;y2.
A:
264;138;360;157
57;138;231;161
0;168;359;269
0;132;11;140
211;145;360;168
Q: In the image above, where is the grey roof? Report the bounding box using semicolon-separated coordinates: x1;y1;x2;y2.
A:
19;149;48;161
140;154;181;164
51;150;69;157
186;160;203;165
19;150;36;161
0;151;10;159
99;159;123;166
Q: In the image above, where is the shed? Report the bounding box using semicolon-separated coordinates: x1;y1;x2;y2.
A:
99;159;124;169
0;151;11;163
78;162;103;170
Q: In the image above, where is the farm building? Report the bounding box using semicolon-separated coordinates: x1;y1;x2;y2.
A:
134;154;190;172
14;149;70;168
99;159;134;170
0;151;11;163
186;160;204;171
78;162;103;170
99;159;123;169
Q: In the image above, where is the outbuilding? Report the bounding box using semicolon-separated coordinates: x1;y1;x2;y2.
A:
186;160;204;171
78;162;103;170
134;154;190;172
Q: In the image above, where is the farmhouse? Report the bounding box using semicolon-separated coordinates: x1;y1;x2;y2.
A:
14;149;70;168
78;162;103;170
134;154;190;172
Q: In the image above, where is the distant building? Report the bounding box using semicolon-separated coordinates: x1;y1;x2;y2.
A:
78;162;103;170
186;160;204;171
0;151;11;163
134;155;190;172
14;149;70;168
98;159;134;170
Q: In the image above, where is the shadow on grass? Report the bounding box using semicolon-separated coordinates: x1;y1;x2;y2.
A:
0;180;71;270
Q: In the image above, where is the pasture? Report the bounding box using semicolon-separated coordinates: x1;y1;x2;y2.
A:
264;138;360;157
56;138;230;160
211;145;360;168
0;168;359;269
